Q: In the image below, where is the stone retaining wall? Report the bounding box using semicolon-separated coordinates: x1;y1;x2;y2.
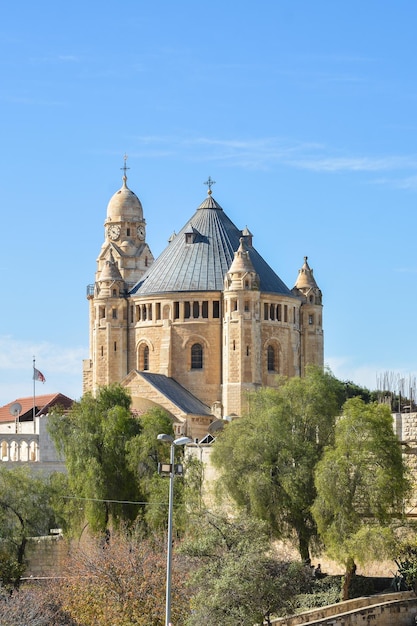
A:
271;592;417;626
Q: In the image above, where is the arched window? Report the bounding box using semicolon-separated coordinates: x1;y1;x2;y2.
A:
267;345;275;372
191;343;203;369
139;344;150;371
143;345;149;370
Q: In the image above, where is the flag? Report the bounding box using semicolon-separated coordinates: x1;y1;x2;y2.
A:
33;368;46;383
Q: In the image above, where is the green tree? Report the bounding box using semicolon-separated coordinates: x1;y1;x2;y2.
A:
126;407;178;532
48;384;142;534
212;367;342;560
0;466;58;590
312;397;410;599
182;511;312;626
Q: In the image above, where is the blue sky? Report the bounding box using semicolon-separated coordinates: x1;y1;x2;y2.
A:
2;1;417;405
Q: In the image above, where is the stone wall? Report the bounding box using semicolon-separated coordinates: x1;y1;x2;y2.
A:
393;412;417;510
24;535;69;578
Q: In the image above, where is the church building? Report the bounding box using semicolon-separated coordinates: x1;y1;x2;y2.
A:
83;165;324;440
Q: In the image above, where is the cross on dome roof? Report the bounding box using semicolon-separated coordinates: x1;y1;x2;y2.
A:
204;176;216;195
121;153;130;182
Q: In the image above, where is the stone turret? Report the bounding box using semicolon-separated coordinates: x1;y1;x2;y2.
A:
293;256;324;374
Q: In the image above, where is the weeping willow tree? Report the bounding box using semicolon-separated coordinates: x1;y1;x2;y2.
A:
312;397;410;600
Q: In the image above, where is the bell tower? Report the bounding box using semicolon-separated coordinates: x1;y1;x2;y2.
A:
83;158;154;394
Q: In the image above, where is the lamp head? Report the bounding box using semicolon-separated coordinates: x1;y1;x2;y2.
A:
174;436;193;446
157;433;174;443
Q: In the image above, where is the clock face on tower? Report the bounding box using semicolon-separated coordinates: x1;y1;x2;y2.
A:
137;225;145;240
107;224;121;241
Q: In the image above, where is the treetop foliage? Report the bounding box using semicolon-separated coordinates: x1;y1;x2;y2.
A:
48;385;179;536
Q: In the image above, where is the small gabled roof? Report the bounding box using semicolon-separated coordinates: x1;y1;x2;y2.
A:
130;193;293;297
137;372;212;416
99;249;124;282
0;393;74;423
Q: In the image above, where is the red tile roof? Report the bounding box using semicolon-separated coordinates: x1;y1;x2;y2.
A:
0;393;74;423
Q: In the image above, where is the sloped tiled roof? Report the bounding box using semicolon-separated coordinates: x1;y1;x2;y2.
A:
136;372;212;416
0;393;74;423
130;194;293;296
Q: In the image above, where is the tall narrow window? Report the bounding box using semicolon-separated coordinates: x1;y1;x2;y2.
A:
184;302;191;319
143;345;149;370
213;301;220;318
191;343;203;369
267;345;275;371
193;301;200;318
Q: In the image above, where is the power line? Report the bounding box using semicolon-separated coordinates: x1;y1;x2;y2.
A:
62;495;168;506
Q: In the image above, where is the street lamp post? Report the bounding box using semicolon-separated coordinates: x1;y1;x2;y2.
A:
157;433;192;626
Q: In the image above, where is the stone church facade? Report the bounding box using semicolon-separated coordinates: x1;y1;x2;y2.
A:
83;167;324;440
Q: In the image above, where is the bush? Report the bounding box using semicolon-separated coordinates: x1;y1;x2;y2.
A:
294;576;342;611
0;584;77;626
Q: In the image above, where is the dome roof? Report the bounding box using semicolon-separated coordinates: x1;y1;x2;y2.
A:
106;175;143;222
130;193;293;297
228;237;256;275
294;256;319;291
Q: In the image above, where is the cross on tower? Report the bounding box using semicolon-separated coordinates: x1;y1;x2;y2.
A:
204;176;216;194
121;153;130;178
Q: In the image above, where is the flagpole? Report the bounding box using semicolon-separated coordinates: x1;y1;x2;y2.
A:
33;356;36;421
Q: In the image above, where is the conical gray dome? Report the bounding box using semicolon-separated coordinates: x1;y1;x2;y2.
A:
130;194;292;296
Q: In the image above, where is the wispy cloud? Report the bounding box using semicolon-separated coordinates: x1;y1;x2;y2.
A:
0;335;85;406
0;335;85;373
132;134;417;181
327;355;417;392
58;55;80;62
